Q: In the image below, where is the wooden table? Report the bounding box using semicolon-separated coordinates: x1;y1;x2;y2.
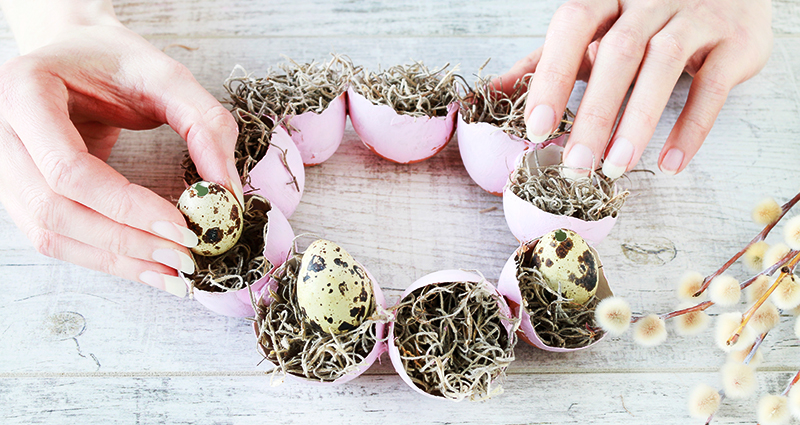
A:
2;1;799;424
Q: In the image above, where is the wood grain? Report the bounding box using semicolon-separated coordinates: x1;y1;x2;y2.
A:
0;1;799;424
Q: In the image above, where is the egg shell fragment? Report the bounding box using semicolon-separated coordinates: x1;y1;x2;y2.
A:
503;145;617;245
456;112;566;196
497;240;613;352
185;199;295;317
178;181;244;257
347;87;457;164
245;125;306;218
387;270;515;400
284;91;347;166
533;229;599;305
254;259;387;385
296;240;375;334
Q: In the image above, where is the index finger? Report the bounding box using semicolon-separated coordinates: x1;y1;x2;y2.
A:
524;0;619;143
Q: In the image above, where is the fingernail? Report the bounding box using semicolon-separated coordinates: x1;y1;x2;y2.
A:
140;270;188;298
152;248;195;275
525;104;555;143
602;137;634;180
562;143;594;180
227;160;245;206
660;148;684;175
151;221;199;248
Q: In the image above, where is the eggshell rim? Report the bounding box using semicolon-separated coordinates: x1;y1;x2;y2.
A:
284;91;347;166
244;125;306;218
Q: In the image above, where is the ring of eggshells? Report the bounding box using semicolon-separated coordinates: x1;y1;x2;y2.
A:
176;56;627;397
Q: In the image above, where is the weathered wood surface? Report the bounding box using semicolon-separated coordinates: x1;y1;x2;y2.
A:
1;1;800;424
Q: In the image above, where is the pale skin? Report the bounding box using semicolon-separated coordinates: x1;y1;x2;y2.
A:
0;0;243;297
0;0;772;296
495;0;773;179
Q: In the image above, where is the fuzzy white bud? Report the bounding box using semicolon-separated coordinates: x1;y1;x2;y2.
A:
721;362;757;399
764;243;791;269
727;344;763;368
594;297;632;336
757;394;790;425
744;241;770;271
674;303;710;336
708;275;741;306
773;274;800;310
687;383;721;419
752;197;782;225
746;275;771;303
750;301;780;334
715;312;756;352
632;314;667;347
784;215;800;250
677;271;706;301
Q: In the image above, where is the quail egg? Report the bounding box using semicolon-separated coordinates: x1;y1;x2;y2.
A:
296;239;374;334
177;181;243;256
532;228;599;304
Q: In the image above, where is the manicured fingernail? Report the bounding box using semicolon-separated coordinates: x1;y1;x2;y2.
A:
152;248;195;275
602;137;634;180
525;104;556;143
562;143;594;180
226;159;245;206
660;148;685;175
140;270;188;298
151;221;199;248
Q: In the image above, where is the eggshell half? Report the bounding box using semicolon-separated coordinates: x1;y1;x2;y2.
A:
388;270;514;400
497;240;612;352
347;87;457;164
245;125;306;218
284;92;347;166
456;113;567;196
188;204;295;318
503;146;617;246
253;260;387;385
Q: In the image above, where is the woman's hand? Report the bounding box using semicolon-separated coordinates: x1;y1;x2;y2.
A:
495;0;773;178
0;3;243;296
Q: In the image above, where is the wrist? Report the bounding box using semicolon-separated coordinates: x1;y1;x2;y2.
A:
1;0;122;54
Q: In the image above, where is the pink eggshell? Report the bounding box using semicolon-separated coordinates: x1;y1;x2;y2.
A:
285;92;347;166
388;270;514;400
188;204;296;318
245;125;305;218
496;242;613;352
254;262;387;385
502;146;617;245
347;87;457;164
456;113;568;196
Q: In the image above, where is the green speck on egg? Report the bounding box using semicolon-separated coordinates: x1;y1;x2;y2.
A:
554;229;567;242
194;183;209;197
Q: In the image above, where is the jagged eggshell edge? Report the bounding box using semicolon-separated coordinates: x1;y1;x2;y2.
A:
388;269;514;400
347;87;457;164
496;241;612;352
245;125;306;218
253;258;387;386
502;146;617;246
285;91;347;166
456;113;567;196
187;204;295;317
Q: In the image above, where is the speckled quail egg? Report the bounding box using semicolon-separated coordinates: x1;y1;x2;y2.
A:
296;239;374;334
177;181;243;256
532;228;599;305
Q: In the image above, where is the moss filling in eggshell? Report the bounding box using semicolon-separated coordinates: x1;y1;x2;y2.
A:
458;73;573;141
185;195;271;293
224;54;353;119
508;155;628;221
393;280;515;400
254;252;380;382
352;61;458;118
515;240;604;349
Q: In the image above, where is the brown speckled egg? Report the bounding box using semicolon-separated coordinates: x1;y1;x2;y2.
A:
532;228;598;305
296;239;374;334
177;181;243;256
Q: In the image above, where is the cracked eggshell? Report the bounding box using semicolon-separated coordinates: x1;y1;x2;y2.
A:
284;91;347;166
187;200;295;318
253;256;387;386
502;145;617;246
457;112;567;196
245;125;305;218
387;270;514;400
347;87;457;164
497;239;612;352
